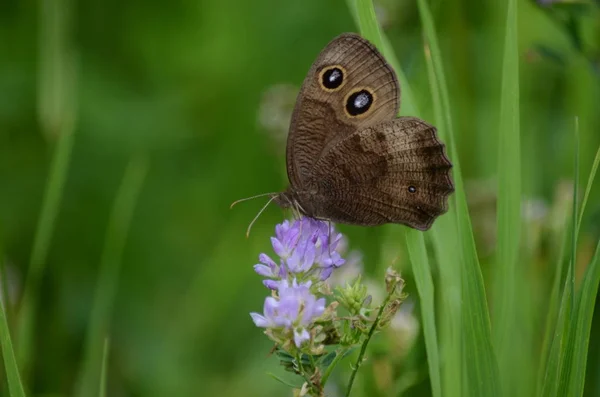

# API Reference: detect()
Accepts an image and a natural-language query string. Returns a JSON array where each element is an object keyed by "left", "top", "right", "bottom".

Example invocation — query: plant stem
[
  {"left": 345, "top": 285, "right": 396, "bottom": 397},
  {"left": 296, "top": 353, "right": 316, "bottom": 396}
]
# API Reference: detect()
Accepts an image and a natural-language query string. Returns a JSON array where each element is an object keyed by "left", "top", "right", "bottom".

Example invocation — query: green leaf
[
  {"left": 74, "top": 156, "right": 148, "bottom": 397},
  {"left": 266, "top": 372, "right": 303, "bottom": 389},
  {"left": 563, "top": 141, "right": 600, "bottom": 396},
  {"left": 16, "top": 0, "right": 78, "bottom": 372},
  {"left": 99, "top": 337, "right": 110, "bottom": 397},
  {"left": 567, "top": 241, "right": 600, "bottom": 396},
  {"left": 536, "top": 223, "right": 571, "bottom": 395},
  {"left": 492, "top": 1, "right": 534, "bottom": 396},
  {"left": 416, "top": 0, "right": 501, "bottom": 396},
  {"left": 275, "top": 350, "right": 295, "bottom": 363},
  {"left": 540, "top": 267, "right": 574, "bottom": 397},
  {"left": 349, "top": 2, "right": 441, "bottom": 396},
  {"left": 0, "top": 274, "right": 27, "bottom": 397},
  {"left": 319, "top": 351, "right": 337, "bottom": 368},
  {"left": 555, "top": 119, "right": 581, "bottom": 396},
  {"left": 577, "top": 143, "right": 600, "bottom": 229},
  {"left": 405, "top": 230, "right": 441, "bottom": 397}
]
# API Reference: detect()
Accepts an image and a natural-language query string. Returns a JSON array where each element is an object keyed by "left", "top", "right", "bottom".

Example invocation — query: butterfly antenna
[
  {"left": 230, "top": 192, "right": 279, "bottom": 209},
  {"left": 327, "top": 220, "right": 332, "bottom": 257},
  {"left": 246, "top": 196, "right": 278, "bottom": 238}
]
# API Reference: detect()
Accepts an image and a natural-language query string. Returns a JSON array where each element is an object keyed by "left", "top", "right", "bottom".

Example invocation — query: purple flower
[
  {"left": 250, "top": 217, "right": 352, "bottom": 348},
  {"left": 250, "top": 280, "right": 326, "bottom": 347},
  {"left": 253, "top": 217, "right": 346, "bottom": 285}
]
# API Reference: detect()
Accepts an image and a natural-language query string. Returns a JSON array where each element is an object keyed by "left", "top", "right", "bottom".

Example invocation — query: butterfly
[{"left": 235, "top": 33, "right": 454, "bottom": 234}]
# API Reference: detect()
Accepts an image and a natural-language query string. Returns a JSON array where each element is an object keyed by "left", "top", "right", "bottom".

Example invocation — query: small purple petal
[
  {"left": 258, "top": 253, "right": 278, "bottom": 270},
  {"left": 278, "top": 264, "right": 287, "bottom": 278},
  {"left": 315, "top": 297, "right": 326, "bottom": 313},
  {"left": 301, "top": 244, "right": 316, "bottom": 272},
  {"left": 264, "top": 297, "right": 278, "bottom": 318},
  {"left": 271, "top": 237, "right": 286, "bottom": 257},
  {"left": 286, "top": 252, "right": 301, "bottom": 272},
  {"left": 250, "top": 313, "right": 270, "bottom": 327},
  {"left": 294, "top": 328, "right": 310, "bottom": 347},
  {"left": 263, "top": 279, "right": 279, "bottom": 290},
  {"left": 319, "top": 267, "right": 334, "bottom": 281},
  {"left": 254, "top": 264, "right": 274, "bottom": 277}
]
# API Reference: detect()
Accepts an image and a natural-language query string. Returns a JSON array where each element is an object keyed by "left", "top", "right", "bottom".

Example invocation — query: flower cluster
[
  {"left": 250, "top": 217, "right": 346, "bottom": 349},
  {"left": 249, "top": 217, "right": 408, "bottom": 397}
]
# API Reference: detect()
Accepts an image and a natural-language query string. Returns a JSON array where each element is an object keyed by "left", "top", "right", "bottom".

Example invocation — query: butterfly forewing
[{"left": 286, "top": 33, "right": 400, "bottom": 190}]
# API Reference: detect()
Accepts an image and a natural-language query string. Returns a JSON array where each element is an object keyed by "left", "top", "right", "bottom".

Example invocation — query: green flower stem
[
  {"left": 345, "top": 285, "right": 396, "bottom": 397},
  {"left": 296, "top": 352, "right": 317, "bottom": 395}
]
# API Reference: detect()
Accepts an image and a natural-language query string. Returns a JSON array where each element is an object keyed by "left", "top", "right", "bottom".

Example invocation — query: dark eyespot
[
  {"left": 346, "top": 89, "right": 373, "bottom": 116},
  {"left": 321, "top": 67, "right": 344, "bottom": 90},
  {"left": 408, "top": 186, "right": 417, "bottom": 193}
]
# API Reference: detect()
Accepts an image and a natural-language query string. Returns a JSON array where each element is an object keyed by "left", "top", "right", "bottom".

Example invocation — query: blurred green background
[{"left": 1, "top": 0, "right": 600, "bottom": 396}]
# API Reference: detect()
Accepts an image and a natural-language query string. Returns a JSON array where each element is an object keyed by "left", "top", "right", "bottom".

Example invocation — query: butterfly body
[{"left": 276, "top": 33, "right": 454, "bottom": 231}]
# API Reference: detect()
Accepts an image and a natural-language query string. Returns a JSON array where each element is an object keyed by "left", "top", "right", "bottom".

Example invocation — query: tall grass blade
[
  {"left": 405, "top": 231, "right": 442, "bottom": 397},
  {"left": 540, "top": 266, "right": 574, "bottom": 397},
  {"left": 417, "top": 0, "right": 500, "bottom": 396},
  {"left": 555, "top": 118, "right": 581, "bottom": 396},
  {"left": 17, "top": 0, "right": 78, "bottom": 373},
  {"left": 99, "top": 337, "right": 110, "bottom": 397},
  {"left": 570, "top": 118, "right": 580, "bottom": 296},
  {"left": 74, "top": 156, "right": 148, "bottom": 397},
  {"left": 577, "top": 143, "right": 600, "bottom": 230},
  {"left": 492, "top": 0, "right": 531, "bottom": 395},
  {"left": 543, "top": 121, "right": 584, "bottom": 397},
  {"left": 567, "top": 240, "right": 600, "bottom": 396},
  {"left": 0, "top": 267, "right": 26, "bottom": 397},
  {"left": 353, "top": 0, "right": 384, "bottom": 51},
  {"left": 563, "top": 141, "right": 600, "bottom": 396},
  {"left": 536, "top": 224, "right": 570, "bottom": 395},
  {"left": 423, "top": 43, "right": 463, "bottom": 397},
  {"left": 351, "top": 2, "right": 442, "bottom": 395}
]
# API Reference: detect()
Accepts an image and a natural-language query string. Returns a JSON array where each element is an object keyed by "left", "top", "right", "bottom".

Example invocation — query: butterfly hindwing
[{"left": 306, "top": 117, "right": 454, "bottom": 230}]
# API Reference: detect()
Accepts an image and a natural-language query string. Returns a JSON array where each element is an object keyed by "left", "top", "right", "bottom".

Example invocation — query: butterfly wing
[
  {"left": 307, "top": 117, "right": 454, "bottom": 230},
  {"left": 286, "top": 33, "right": 400, "bottom": 191}
]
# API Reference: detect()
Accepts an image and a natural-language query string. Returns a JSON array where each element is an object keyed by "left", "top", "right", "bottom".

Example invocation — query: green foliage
[
  {"left": 0, "top": 0, "right": 599, "bottom": 395},
  {"left": 0, "top": 273, "right": 26, "bottom": 397}
]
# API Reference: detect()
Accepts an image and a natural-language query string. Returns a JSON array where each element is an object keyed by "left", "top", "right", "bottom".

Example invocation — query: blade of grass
[
  {"left": 543, "top": 121, "right": 583, "bottom": 397},
  {"left": 0, "top": 267, "right": 26, "bottom": 397},
  {"left": 577, "top": 143, "right": 600, "bottom": 230},
  {"left": 556, "top": 118, "right": 581, "bottom": 396},
  {"left": 540, "top": 266, "right": 574, "bottom": 397},
  {"left": 536, "top": 223, "right": 570, "bottom": 395},
  {"left": 563, "top": 141, "right": 600, "bottom": 396},
  {"left": 74, "top": 156, "right": 148, "bottom": 397},
  {"left": 492, "top": 0, "right": 530, "bottom": 395},
  {"left": 567, "top": 240, "right": 600, "bottom": 396},
  {"left": 570, "top": 118, "right": 580, "bottom": 295},
  {"left": 0, "top": 257, "right": 10, "bottom": 327},
  {"left": 420, "top": 51, "right": 462, "bottom": 397},
  {"left": 493, "top": 0, "right": 521, "bottom": 336},
  {"left": 417, "top": 0, "right": 501, "bottom": 396},
  {"left": 353, "top": 0, "right": 384, "bottom": 51},
  {"left": 99, "top": 337, "right": 110, "bottom": 397},
  {"left": 405, "top": 231, "right": 442, "bottom": 397},
  {"left": 350, "top": 2, "right": 442, "bottom": 396},
  {"left": 17, "top": 0, "right": 77, "bottom": 373}
]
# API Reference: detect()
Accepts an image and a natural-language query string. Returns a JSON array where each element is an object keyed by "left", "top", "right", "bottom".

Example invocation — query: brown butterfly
[{"left": 235, "top": 33, "right": 454, "bottom": 233}]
